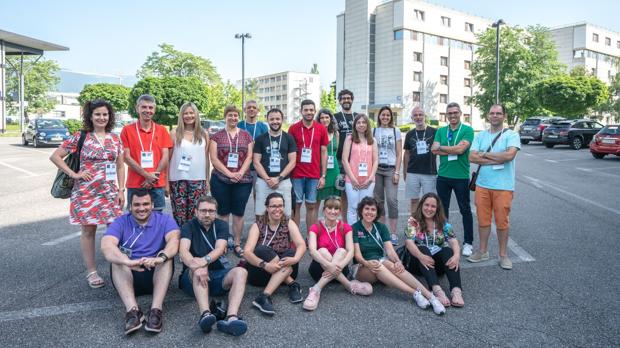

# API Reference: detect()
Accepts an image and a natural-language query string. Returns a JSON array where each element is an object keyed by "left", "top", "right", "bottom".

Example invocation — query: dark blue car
[{"left": 22, "top": 118, "right": 71, "bottom": 148}]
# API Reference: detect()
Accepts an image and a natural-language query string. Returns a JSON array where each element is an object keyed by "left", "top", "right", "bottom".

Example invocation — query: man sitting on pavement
[
  {"left": 178, "top": 196, "right": 249, "bottom": 336},
  {"left": 101, "top": 189, "right": 180, "bottom": 335}
]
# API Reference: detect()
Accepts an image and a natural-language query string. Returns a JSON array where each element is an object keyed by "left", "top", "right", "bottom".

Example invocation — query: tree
[
  {"left": 136, "top": 43, "right": 221, "bottom": 85},
  {"left": 244, "top": 78, "right": 259, "bottom": 100},
  {"left": 203, "top": 82, "right": 242, "bottom": 119},
  {"left": 535, "top": 74, "right": 609, "bottom": 118},
  {"left": 471, "top": 25, "right": 564, "bottom": 123},
  {"left": 310, "top": 63, "right": 319, "bottom": 74},
  {"left": 128, "top": 76, "right": 209, "bottom": 127},
  {"left": 6, "top": 57, "right": 60, "bottom": 115},
  {"left": 595, "top": 71, "right": 620, "bottom": 122},
  {"left": 320, "top": 82, "right": 337, "bottom": 112},
  {"left": 78, "top": 83, "right": 131, "bottom": 112}
]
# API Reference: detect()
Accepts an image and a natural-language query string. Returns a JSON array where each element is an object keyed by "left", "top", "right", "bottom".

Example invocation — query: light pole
[
  {"left": 491, "top": 19, "right": 504, "bottom": 104},
  {"left": 234, "top": 33, "right": 251, "bottom": 115}
]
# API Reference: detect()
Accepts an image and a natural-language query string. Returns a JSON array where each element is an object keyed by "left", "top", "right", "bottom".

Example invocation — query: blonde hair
[{"left": 175, "top": 102, "right": 205, "bottom": 146}]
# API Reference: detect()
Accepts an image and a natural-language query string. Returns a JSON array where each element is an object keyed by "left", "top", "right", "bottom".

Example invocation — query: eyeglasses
[
  {"left": 489, "top": 112, "right": 504, "bottom": 116},
  {"left": 197, "top": 209, "right": 217, "bottom": 215},
  {"left": 412, "top": 113, "right": 424, "bottom": 116}
]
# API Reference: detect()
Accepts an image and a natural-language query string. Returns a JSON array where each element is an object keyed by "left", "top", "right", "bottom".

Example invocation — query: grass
[{"left": 0, "top": 123, "right": 21, "bottom": 137}]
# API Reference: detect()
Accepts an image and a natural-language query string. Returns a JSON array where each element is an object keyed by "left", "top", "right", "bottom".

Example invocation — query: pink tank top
[{"left": 346, "top": 139, "right": 373, "bottom": 183}]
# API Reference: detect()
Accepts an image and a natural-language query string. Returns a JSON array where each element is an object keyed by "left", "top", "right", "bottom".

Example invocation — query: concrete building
[
  {"left": 253, "top": 71, "right": 321, "bottom": 124},
  {"left": 337, "top": 0, "right": 493, "bottom": 129}
]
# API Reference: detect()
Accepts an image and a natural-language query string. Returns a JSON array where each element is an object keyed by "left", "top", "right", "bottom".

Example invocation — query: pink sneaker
[
  {"left": 350, "top": 280, "right": 373, "bottom": 296},
  {"left": 302, "top": 287, "right": 320, "bottom": 311}
]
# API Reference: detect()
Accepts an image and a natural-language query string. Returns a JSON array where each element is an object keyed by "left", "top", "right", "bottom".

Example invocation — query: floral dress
[{"left": 61, "top": 132, "right": 124, "bottom": 225}]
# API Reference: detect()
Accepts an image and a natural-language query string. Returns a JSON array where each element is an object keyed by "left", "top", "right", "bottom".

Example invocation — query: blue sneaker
[
  {"left": 198, "top": 311, "right": 217, "bottom": 333},
  {"left": 391, "top": 234, "right": 399, "bottom": 246},
  {"left": 217, "top": 316, "right": 248, "bottom": 336}
]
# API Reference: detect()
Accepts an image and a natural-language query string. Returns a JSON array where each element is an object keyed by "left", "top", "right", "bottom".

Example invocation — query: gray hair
[{"left": 137, "top": 94, "right": 156, "bottom": 106}]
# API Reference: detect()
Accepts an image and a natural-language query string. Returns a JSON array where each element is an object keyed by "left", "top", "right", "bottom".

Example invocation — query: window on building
[
  {"left": 414, "top": 52, "right": 423, "bottom": 62},
  {"left": 413, "top": 71, "right": 422, "bottom": 81},
  {"left": 412, "top": 92, "right": 421, "bottom": 101},
  {"left": 282, "top": 84, "right": 287, "bottom": 90},
  {"left": 465, "top": 22, "right": 474, "bottom": 32},
  {"left": 464, "top": 78, "right": 471, "bottom": 87},
  {"left": 440, "top": 56, "right": 448, "bottom": 66},
  {"left": 574, "top": 49, "right": 585, "bottom": 58},
  {"left": 592, "top": 68, "right": 597, "bottom": 75},
  {"left": 276, "top": 76, "right": 281, "bottom": 82},
  {"left": 309, "top": 77, "right": 313, "bottom": 83},
  {"left": 440, "top": 75, "right": 448, "bottom": 85},
  {"left": 439, "top": 112, "right": 447, "bottom": 121},
  {"left": 441, "top": 16, "right": 451, "bottom": 27},
  {"left": 411, "top": 31, "right": 419, "bottom": 41},
  {"left": 606, "top": 37, "right": 611, "bottom": 46},
  {"left": 414, "top": 9, "right": 425, "bottom": 21},
  {"left": 394, "top": 30, "right": 403, "bottom": 40},
  {"left": 617, "top": 41, "right": 620, "bottom": 49},
  {"left": 440, "top": 94, "right": 448, "bottom": 103},
  {"left": 464, "top": 96, "right": 471, "bottom": 105},
  {"left": 464, "top": 114, "right": 471, "bottom": 123},
  {"left": 464, "top": 60, "right": 471, "bottom": 70},
  {"left": 438, "top": 37, "right": 446, "bottom": 46},
  {"left": 270, "top": 77, "right": 276, "bottom": 82},
  {"left": 593, "top": 33, "right": 599, "bottom": 42}
]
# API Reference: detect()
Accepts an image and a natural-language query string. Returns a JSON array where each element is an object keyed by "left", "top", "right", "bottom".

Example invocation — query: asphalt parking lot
[{"left": 0, "top": 137, "right": 618, "bottom": 347}]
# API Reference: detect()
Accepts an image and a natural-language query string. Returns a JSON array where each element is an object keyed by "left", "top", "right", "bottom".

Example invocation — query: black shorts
[
  {"left": 247, "top": 245, "right": 298, "bottom": 287},
  {"left": 308, "top": 259, "right": 350, "bottom": 282},
  {"left": 110, "top": 261, "right": 175, "bottom": 296}
]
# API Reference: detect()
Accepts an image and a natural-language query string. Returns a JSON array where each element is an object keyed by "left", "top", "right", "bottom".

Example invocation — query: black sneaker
[
  {"left": 288, "top": 282, "right": 303, "bottom": 303},
  {"left": 252, "top": 293, "right": 275, "bottom": 315}
]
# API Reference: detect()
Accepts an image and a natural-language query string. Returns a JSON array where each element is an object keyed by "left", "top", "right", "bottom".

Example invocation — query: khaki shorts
[
  {"left": 474, "top": 187, "right": 514, "bottom": 230},
  {"left": 255, "top": 177, "right": 292, "bottom": 216}
]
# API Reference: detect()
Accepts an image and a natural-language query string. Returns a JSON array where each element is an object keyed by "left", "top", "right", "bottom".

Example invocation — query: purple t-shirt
[{"left": 105, "top": 212, "right": 179, "bottom": 259}]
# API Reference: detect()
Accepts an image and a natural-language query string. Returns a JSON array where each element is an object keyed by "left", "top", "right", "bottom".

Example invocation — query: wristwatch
[
  {"left": 157, "top": 252, "right": 169, "bottom": 262},
  {"left": 204, "top": 255, "right": 212, "bottom": 265},
  {"left": 278, "top": 175, "right": 285, "bottom": 182},
  {"left": 259, "top": 261, "right": 266, "bottom": 269}
]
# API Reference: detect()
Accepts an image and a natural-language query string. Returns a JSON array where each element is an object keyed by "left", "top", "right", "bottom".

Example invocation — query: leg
[
  {"left": 410, "top": 246, "right": 440, "bottom": 290},
  {"left": 384, "top": 169, "right": 399, "bottom": 233},
  {"left": 494, "top": 190, "right": 514, "bottom": 258},
  {"left": 80, "top": 225, "right": 98, "bottom": 274},
  {"left": 291, "top": 179, "right": 304, "bottom": 227},
  {"left": 340, "top": 190, "right": 348, "bottom": 224},
  {"left": 374, "top": 170, "right": 387, "bottom": 223},
  {"left": 475, "top": 187, "right": 493, "bottom": 253},
  {"left": 345, "top": 183, "right": 359, "bottom": 225},
  {"left": 435, "top": 176, "right": 452, "bottom": 219},
  {"left": 304, "top": 179, "right": 320, "bottom": 232},
  {"left": 232, "top": 215, "right": 244, "bottom": 246},
  {"left": 110, "top": 263, "right": 138, "bottom": 311},
  {"left": 189, "top": 269, "right": 210, "bottom": 313},
  {"left": 381, "top": 260, "right": 432, "bottom": 299},
  {"left": 222, "top": 267, "right": 248, "bottom": 318},
  {"left": 327, "top": 248, "right": 352, "bottom": 290},
  {"left": 231, "top": 182, "right": 253, "bottom": 246},
  {"left": 305, "top": 202, "right": 318, "bottom": 233},
  {"left": 436, "top": 247, "right": 462, "bottom": 291},
  {"left": 151, "top": 260, "right": 174, "bottom": 310},
  {"left": 453, "top": 179, "right": 474, "bottom": 245},
  {"left": 410, "top": 199, "right": 419, "bottom": 216}
]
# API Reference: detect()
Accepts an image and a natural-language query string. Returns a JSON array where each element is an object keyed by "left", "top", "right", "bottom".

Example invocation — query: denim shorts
[
  {"left": 292, "top": 178, "right": 319, "bottom": 204},
  {"left": 127, "top": 187, "right": 166, "bottom": 211},
  {"left": 179, "top": 267, "right": 231, "bottom": 297}
]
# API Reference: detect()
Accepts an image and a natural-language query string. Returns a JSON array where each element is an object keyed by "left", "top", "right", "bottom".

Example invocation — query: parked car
[
  {"left": 201, "top": 119, "right": 226, "bottom": 137},
  {"left": 590, "top": 125, "right": 620, "bottom": 159},
  {"left": 519, "top": 116, "right": 565, "bottom": 144},
  {"left": 542, "top": 119, "right": 604, "bottom": 150},
  {"left": 22, "top": 118, "right": 71, "bottom": 148}
]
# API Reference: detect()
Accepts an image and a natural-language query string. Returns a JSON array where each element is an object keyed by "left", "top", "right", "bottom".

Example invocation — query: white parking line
[
  {"left": 576, "top": 167, "right": 620, "bottom": 179},
  {"left": 544, "top": 159, "right": 558, "bottom": 163},
  {"left": 42, "top": 229, "right": 104, "bottom": 246},
  {"left": 0, "top": 160, "right": 37, "bottom": 177}
]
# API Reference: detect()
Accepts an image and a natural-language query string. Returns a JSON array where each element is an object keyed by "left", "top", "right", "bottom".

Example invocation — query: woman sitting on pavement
[
  {"left": 352, "top": 196, "right": 446, "bottom": 315},
  {"left": 404, "top": 192, "right": 464, "bottom": 307},
  {"left": 244, "top": 192, "right": 307, "bottom": 315},
  {"left": 303, "top": 196, "right": 372, "bottom": 311}
]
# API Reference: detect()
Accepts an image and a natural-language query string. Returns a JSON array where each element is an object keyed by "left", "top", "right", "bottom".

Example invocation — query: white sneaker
[
  {"left": 412, "top": 290, "right": 430, "bottom": 309},
  {"left": 462, "top": 243, "right": 473, "bottom": 257},
  {"left": 429, "top": 295, "right": 446, "bottom": 315}
]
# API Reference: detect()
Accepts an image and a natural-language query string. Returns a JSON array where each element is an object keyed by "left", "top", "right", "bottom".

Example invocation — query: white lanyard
[
  {"left": 357, "top": 140, "right": 369, "bottom": 163},
  {"left": 448, "top": 124, "right": 462, "bottom": 147},
  {"left": 135, "top": 122, "right": 154, "bottom": 152},
  {"left": 122, "top": 226, "right": 144, "bottom": 249},
  {"left": 269, "top": 132, "right": 283, "bottom": 156},
  {"left": 321, "top": 220, "right": 340, "bottom": 249},
  {"left": 329, "top": 134, "right": 334, "bottom": 154},
  {"left": 301, "top": 125, "right": 315, "bottom": 148},
  {"left": 415, "top": 128, "right": 427, "bottom": 142},
  {"left": 199, "top": 223, "right": 217, "bottom": 251},
  {"left": 366, "top": 223, "right": 385, "bottom": 252},
  {"left": 424, "top": 223, "right": 437, "bottom": 247},
  {"left": 262, "top": 223, "right": 280, "bottom": 247},
  {"left": 227, "top": 129, "right": 240, "bottom": 153},
  {"left": 244, "top": 121, "right": 258, "bottom": 139}
]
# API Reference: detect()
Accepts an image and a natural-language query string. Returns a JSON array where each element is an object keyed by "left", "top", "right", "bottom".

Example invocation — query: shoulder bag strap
[{"left": 473, "top": 129, "right": 505, "bottom": 175}]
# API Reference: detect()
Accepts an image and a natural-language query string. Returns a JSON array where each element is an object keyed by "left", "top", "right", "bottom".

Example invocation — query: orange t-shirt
[{"left": 120, "top": 121, "right": 173, "bottom": 188}]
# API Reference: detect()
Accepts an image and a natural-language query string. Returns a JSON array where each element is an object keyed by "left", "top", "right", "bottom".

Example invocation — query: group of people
[{"left": 49, "top": 90, "right": 520, "bottom": 336}]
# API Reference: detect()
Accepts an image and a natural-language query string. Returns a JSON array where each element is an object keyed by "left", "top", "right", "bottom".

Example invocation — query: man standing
[
  {"left": 288, "top": 99, "right": 328, "bottom": 231},
  {"left": 101, "top": 189, "right": 180, "bottom": 335},
  {"left": 333, "top": 89, "right": 356, "bottom": 222},
  {"left": 178, "top": 196, "right": 249, "bottom": 335},
  {"left": 238, "top": 100, "right": 268, "bottom": 185},
  {"left": 403, "top": 106, "right": 437, "bottom": 214},
  {"left": 467, "top": 104, "right": 520, "bottom": 270},
  {"left": 431, "top": 102, "right": 475, "bottom": 257},
  {"left": 253, "top": 108, "right": 297, "bottom": 220},
  {"left": 121, "top": 94, "right": 173, "bottom": 210}
]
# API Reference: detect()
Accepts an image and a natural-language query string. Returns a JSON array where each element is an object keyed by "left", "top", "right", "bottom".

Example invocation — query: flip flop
[
  {"left": 233, "top": 244, "right": 244, "bottom": 258},
  {"left": 86, "top": 271, "right": 105, "bottom": 289},
  {"left": 451, "top": 288, "right": 465, "bottom": 308},
  {"left": 433, "top": 288, "right": 451, "bottom": 307}
]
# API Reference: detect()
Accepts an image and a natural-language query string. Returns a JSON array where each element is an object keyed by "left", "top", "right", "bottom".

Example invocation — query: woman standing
[
  {"left": 373, "top": 106, "right": 402, "bottom": 242},
  {"left": 50, "top": 99, "right": 125, "bottom": 288},
  {"left": 167, "top": 102, "right": 210, "bottom": 228},
  {"left": 342, "top": 114, "right": 378, "bottom": 225},
  {"left": 315, "top": 109, "right": 340, "bottom": 203},
  {"left": 352, "top": 197, "right": 446, "bottom": 315},
  {"left": 303, "top": 196, "right": 372, "bottom": 311},
  {"left": 405, "top": 192, "right": 464, "bottom": 307},
  {"left": 209, "top": 105, "right": 254, "bottom": 257}
]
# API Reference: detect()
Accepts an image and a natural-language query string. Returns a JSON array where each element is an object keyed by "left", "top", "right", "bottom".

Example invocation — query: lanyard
[
  {"left": 262, "top": 223, "right": 280, "bottom": 246},
  {"left": 244, "top": 121, "right": 258, "bottom": 139},
  {"left": 199, "top": 223, "right": 218, "bottom": 251},
  {"left": 329, "top": 133, "right": 334, "bottom": 154},
  {"left": 92, "top": 132, "right": 112, "bottom": 159},
  {"left": 122, "top": 226, "right": 144, "bottom": 249},
  {"left": 424, "top": 223, "right": 437, "bottom": 247},
  {"left": 269, "top": 132, "right": 283, "bottom": 157},
  {"left": 227, "top": 129, "right": 240, "bottom": 153},
  {"left": 301, "top": 125, "right": 315, "bottom": 148},
  {"left": 365, "top": 223, "right": 385, "bottom": 253},
  {"left": 135, "top": 122, "right": 155, "bottom": 152},
  {"left": 321, "top": 220, "right": 340, "bottom": 249},
  {"left": 415, "top": 127, "right": 427, "bottom": 142},
  {"left": 448, "top": 124, "right": 462, "bottom": 147},
  {"left": 357, "top": 139, "right": 369, "bottom": 163}
]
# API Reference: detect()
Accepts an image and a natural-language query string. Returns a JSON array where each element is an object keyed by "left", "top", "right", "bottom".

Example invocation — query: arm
[
  {"left": 208, "top": 139, "right": 232, "bottom": 178},
  {"left": 283, "top": 220, "right": 307, "bottom": 265},
  {"left": 238, "top": 141, "right": 254, "bottom": 176},
  {"left": 402, "top": 150, "right": 409, "bottom": 181},
  {"left": 49, "top": 146, "right": 92, "bottom": 180},
  {"left": 483, "top": 147, "right": 518, "bottom": 164},
  {"left": 445, "top": 237, "right": 461, "bottom": 271},
  {"left": 155, "top": 147, "right": 169, "bottom": 175},
  {"left": 204, "top": 131, "right": 211, "bottom": 189},
  {"left": 405, "top": 239, "right": 434, "bottom": 270},
  {"left": 317, "top": 145, "right": 327, "bottom": 189},
  {"left": 394, "top": 138, "right": 402, "bottom": 183},
  {"left": 243, "top": 224, "right": 266, "bottom": 268},
  {"left": 115, "top": 150, "right": 126, "bottom": 208},
  {"left": 436, "top": 140, "right": 471, "bottom": 155},
  {"left": 307, "top": 232, "right": 332, "bottom": 268},
  {"left": 280, "top": 152, "right": 297, "bottom": 178},
  {"left": 469, "top": 150, "right": 500, "bottom": 165},
  {"left": 340, "top": 231, "right": 355, "bottom": 268},
  {"left": 431, "top": 141, "right": 449, "bottom": 156},
  {"left": 369, "top": 142, "right": 379, "bottom": 180},
  {"left": 341, "top": 136, "right": 355, "bottom": 182},
  {"left": 123, "top": 148, "right": 157, "bottom": 182},
  {"left": 101, "top": 235, "right": 143, "bottom": 270},
  {"left": 253, "top": 152, "right": 269, "bottom": 180}
]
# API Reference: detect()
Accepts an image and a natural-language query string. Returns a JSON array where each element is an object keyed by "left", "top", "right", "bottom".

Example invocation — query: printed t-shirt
[
  {"left": 405, "top": 221, "right": 455, "bottom": 248},
  {"left": 253, "top": 131, "right": 297, "bottom": 178},
  {"left": 121, "top": 121, "right": 173, "bottom": 188},
  {"left": 403, "top": 127, "right": 437, "bottom": 175},
  {"left": 334, "top": 112, "right": 355, "bottom": 161},
  {"left": 373, "top": 127, "right": 401, "bottom": 166}
]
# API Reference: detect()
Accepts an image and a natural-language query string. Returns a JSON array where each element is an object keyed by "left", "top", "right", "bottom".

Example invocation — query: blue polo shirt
[{"left": 105, "top": 212, "right": 179, "bottom": 259}]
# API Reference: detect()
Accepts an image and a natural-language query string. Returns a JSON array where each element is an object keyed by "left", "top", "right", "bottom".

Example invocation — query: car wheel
[
  {"left": 33, "top": 137, "right": 39, "bottom": 148},
  {"left": 592, "top": 152, "right": 605, "bottom": 159},
  {"left": 22, "top": 135, "right": 29, "bottom": 146},
  {"left": 520, "top": 139, "right": 530, "bottom": 145},
  {"left": 570, "top": 137, "right": 583, "bottom": 150},
  {"left": 544, "top": 142, "right": 554, "bottom": 148}
]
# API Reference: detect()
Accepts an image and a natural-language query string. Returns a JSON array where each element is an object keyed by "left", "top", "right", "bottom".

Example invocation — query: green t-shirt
[
  {"left": 352, "top": 221, "right": 390, "bottom": 261},
  {"left": 435, "top": 123, "right": 474, "bottom": 179}
]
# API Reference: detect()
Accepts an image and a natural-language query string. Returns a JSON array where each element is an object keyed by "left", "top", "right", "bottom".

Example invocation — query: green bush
[
  {"left": 399, "top": 124, "right": 412, "bottom": 132},
  {"left": 63, "top": 119, "right": 82, "bottom": 134}
]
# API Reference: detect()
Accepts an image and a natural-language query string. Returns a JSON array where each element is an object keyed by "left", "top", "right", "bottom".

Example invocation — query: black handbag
[
  {"left": 51, "top": 131, "right": 86, "bottom": 199},
  {"left": 395, "top": 244, "right": 411, "bottom": 270}
]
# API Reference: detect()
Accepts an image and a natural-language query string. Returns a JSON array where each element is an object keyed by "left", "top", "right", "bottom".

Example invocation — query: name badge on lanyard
[
  {"left": 358, "top": 162, "right": 368, "bottom": 177},
  {"left": 105, "top": 163, "right": 117, "bottom": 181},
  {"left": 141, "top": 151, "right": 154, "bottom": 168},
  {"left": 269, "top": 156, "right": 281, "bottom": 172},
  {"left": 178, "top": 154, "right": 192, "bottom": 172},
  {"left": 301, "top": 148, "right": 312, "bottom": 163},
  {"left": 327, "top": 155, "right": 335, "bottom": 169},
  {"left": 447, "top": 154, "right": 458, "bottom": 161},
  {"left": 416, "top": 141, "right": 428, "bottom": 155},
  {"left": 227, "top": 153, "right": 239, "bottom": 169},
  {"left": 492, "top": 164, "right": 505, "bottom": 170}
]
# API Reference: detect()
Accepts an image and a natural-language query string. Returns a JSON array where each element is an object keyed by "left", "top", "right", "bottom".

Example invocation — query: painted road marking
[
  {"left": 42, "top": 229, "right": 104, "bottom": 246},
  {"left": 544, "top": 159, "right": 558, "bottom": 163},
  {"left": 0, "top": 160, "right": 37, "bottom": 177}
]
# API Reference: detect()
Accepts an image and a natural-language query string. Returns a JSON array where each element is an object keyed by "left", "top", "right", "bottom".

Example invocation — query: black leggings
[
  {"left": 247, "top": 245, "right": 299, "bottom": 287},
  {"left": 407, "top": 245, "right": 461, "bottom": 291},
  {"left": 308, "top": 260, "right": 350, "bottom": 283}
]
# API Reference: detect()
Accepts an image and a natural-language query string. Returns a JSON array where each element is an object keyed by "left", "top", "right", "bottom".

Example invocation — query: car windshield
[
  {"left": 599, "top": 126, "right": 620, "bottom": 135},
  {"left": 36, "top": 119, "right": 65, "bottom": 129},
  {"left": 523, "top": 119, "right": 541, "bottom": 125}
]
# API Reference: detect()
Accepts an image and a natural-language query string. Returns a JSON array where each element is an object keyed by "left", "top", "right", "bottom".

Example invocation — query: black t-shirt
[
  {"left": 403, "top": 127, "right": 437, "bottom": 175},
  {"left": 253, "top": 131, "right": 297, "bottom": 178},
  {"left": 334, "top": 111, "right": 356, "bottom": 161},
  {"left": 180, "top": 218, "right": 230, "bottom": 271}
]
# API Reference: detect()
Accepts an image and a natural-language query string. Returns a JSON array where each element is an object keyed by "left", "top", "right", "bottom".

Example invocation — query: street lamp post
[
  {"left": 491, "top": 19, "right": 504, "bottom": 104},
  {"left": 234, "top": 33, "right": 251, "bottom": 114}
]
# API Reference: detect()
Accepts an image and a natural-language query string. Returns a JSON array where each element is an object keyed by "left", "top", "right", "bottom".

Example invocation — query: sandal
[
  {"left": 86, "top": 271, "right": 105, "bottom": 289},
  {"left": 233, "top": 244, "right": 244, "bottom": 258},
  {"left": 451, "top": 288, "right": 465, "bottom": 308},
  {"left": 433, "top": 287, "right": 451, "bottom": 307}
]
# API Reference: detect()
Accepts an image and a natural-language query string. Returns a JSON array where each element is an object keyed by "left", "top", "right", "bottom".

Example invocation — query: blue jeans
[
  {"left": 436, "top": 176, "right": 474, "bottom": 245},
  {"left": 179, "top": 267, "right": 231, "bottom": 297},
  {"left": 127, "top": 187, "right": 166, "bottom": 211},
  {"left": 292, "top": 178, "right": 319, "bottom": 204}
]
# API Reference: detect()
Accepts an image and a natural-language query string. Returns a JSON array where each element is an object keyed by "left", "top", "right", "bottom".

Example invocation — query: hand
[
  {"left": 194, "top": 267, "right": 210, "bottom": 288},
  {"left": 164, "top": 185, "right": 170, "bottom": 198},
  {"left": 72, "top": 170, "right": 94, "bottom": 181},
  {"left": 351, "top": 177, "right": 361, "bottom": 190},
  {"left": 418, "top": 254, "right": 435, "bottom": 270},
  {"left": 445, "top": 255, "right": 460, "bottom": 272},
  {"left": 392, "top": 173, "right": 400, "bottom": 184},
  {"left": 408, "top": 217, "right": 419, "bottom": 228},
  {"left": 278, "top": 257, "right": 297, "bottom": 268},
  {"left": 317, "top": 177, "right": 325, "bottom": 189},
  {"left": 144, "top": 172, "right": 158, "bottom": 184},
  {"left": 142, "top": 256, "right": 164, "bottom": 270},
  {"left": 141, "top": 181, "right": 153, "bottom": 189},
  {"left": 431, "top": 143, "right": 440, "bottom": 151},
  {"left": 125, "top": 258, "right": 144, "bottom": 272},
  {"left": 230, "top": 172, "right": 242, "bottom": 183},
  {"left": 325, "top": 263, "right": 342, "bottom": 277},
  {"left": 392, "top": 260, "right": 405, "bottom": 274},
  {"left": 366, "top": 260, "right": 382, "bottom": 274},
  {"left": 187, "top": 257, "right": 207, "bottom": 270},
  {"left": 205, "top": 180, "right": 210, "bottom": 192},
  {"left": 115, "top": 191, "right": 125, "bottom": 208},
  {"left": 266, "top": 177, "right": 278, "bottom": 189},
  {"left": 263, "top": 262, "right": 281, "bottom": 274}
]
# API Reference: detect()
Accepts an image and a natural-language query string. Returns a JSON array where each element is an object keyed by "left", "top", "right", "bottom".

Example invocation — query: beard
[
  {"left": 269, "top": 123, "right": 282, "bottom": 132},
  {"left": 340, "top": 102, "right": 352, "bottom": 111}
]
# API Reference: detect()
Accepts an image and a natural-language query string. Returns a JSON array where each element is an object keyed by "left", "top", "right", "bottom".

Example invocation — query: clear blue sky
[{"left": 1, "top": 0, "right": 618, "bottom": 89}]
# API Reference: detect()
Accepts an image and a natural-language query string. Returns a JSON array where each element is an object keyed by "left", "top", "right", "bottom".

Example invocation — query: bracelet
[{"left": 393, "top": 172, "right": 399, "bottom": 176}]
